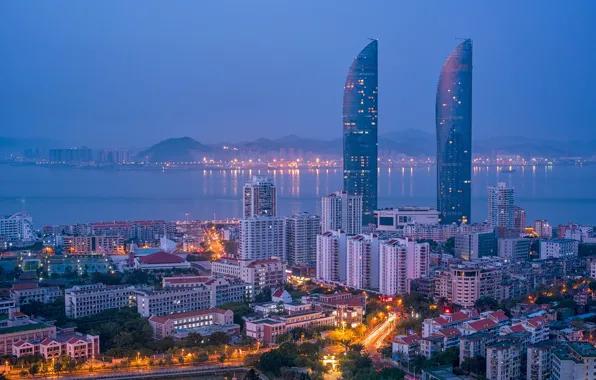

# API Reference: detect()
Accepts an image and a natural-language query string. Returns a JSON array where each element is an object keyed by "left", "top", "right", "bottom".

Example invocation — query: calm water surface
[{"left": 1, "top": 164, "right": 595, "bottom": 226}]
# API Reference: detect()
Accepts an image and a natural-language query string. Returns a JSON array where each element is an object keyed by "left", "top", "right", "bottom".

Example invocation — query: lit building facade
[
  {"left": 487, "top": 182, "right": 515, "bottom": 229},
  {"left": 436, "top": 39, "right": 473, "bottom": 225},
  {"left": 321, "top": 191, "right": 362, "bottom": 235},
  {"left": 346, "top": 233, "right": 379, "bottom": 290},
  {"left": 243, "top": 176, "right": 277, "bottom": 218},
  {"left": 379, "top": 238, "right": 430, "bottom": 296},
  {"left": 342, "top": 40, "right": 378, "bottom": 225},
  {"left": 0, "top": 212, "right": 34, "bottom": 242},
  {"left": 285, "top": 212, "right": 320, "bottom": 265},
  {"left": 316, "top": 230, "right": 346, "bottom": 283},
  {"left": 239, "top": 216, "right": 286, "bottom": 261}
]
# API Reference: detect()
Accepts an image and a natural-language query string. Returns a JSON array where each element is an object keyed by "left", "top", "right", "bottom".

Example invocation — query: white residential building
[
  {"left": 451, "top": 266, "right": 501, "bottom": 307},
  {"left": 346, "top": 233, "right": 379, "bottom": 290},
  {"left": 379, "top": 238, "right": 430, "bottom": 296},
  {"left": 539, "top": 239, "right": 578, "bottom": 260},
  {"left": 527, "top": 341, "right": 557, "bottom": 380},
  {"left": 243, "top": 176, "right": 277, "bottom": 218},
  {"left": 321, "top": 191, "right": 362, "bottom": 235},
  {"left": 285, "top": 212, "right": 320, "bottom": 265},
  {"left": 487, "top": 182, "right": 515, "bottom": 229},
  {"left": 10, "top": 283, "right": 61, "bottom": 306},
  {"left": 486, "top": 340, "right": 522, "bottom": 380},
  {"left": 212, "top": 257, "right": 287, "bottom": 292},
  {"left": 316, "top": 230, "right": 346, "bottom": 282},
  {"left": 0, "top": 212, "right": 34, "bottom": 242},
  {"left": 374, "top": 206, "right": 439, "bottom": 232},
  {"left": 498, "top": 238, "right": 530, "bottom": 262},
  {"left": 65, "top": 283, "right": 139, "bottom": 318},
  {"left": 552, "top": 342, "right": 596, "bottom": 380},
  {"left": 239, "top": 216, "right": 286, "bottom": 261}
]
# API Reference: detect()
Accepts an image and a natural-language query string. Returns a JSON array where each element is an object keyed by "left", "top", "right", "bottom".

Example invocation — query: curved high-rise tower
[
  {"left": 436, "top": 39, "right": 473, "bottom": 225},
  {"left": 343, "top": 40, "right": 378, "bottom": 226}
]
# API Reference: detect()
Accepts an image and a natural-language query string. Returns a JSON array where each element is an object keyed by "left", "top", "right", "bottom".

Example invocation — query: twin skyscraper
[{"left": 342, "top": 39, "right": 473, "bottom": 225}]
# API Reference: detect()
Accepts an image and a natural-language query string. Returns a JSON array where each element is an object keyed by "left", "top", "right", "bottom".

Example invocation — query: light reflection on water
[{"left": 0, "top": 164, "right": 594, "bottom": 226}]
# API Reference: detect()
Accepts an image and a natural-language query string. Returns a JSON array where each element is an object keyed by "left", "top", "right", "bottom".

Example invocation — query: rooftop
[
  {"left": 149, "top": 308, "right": 229, "bottom": 324},
  {"left": 138, "top": 251, "right": 185, "bottom": 265},
  {"left": 0, "top": 323, "right": 52, "bottom": 335},
  {"left": 569, "top": 341, "right": 596, "bottom": 358}
]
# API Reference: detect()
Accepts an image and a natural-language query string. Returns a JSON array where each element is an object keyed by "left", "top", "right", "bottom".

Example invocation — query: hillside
[{"left": 136, "top": 137, "right": 211, "bottom": 162}]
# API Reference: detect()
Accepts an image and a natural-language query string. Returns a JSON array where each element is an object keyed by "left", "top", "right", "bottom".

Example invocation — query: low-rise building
[
  {"left": 65, "top": 283, "right": 140, "bottom": 318},
  {"left": 246, "top": 311, "right": 335, "bottom": 344},
  {"left": 63, "top": 235, "right": 124, "bottom": 255},
  {"left": 132, "top": 251, "right": 191, "bottom": 270},
  {"left": 539, "top": 239, "right": 578, "bottom": 260},
  {"left": 0, "top": 313, "right": 56, "bottom": 356},
  {"left": 148, "top": 308, "right": 239, "bottom": 339},
  {"left": 392, "top": 334, "right": 420, "bottom": 363},
  {"left": 136, "top": 286, "right": 212, "bottom": 318},
  {"left": 552, "top": 342, "right": 596, "bottom": 380},
  {"left": 13, "top": 327, "right": 99, "bottom": 361},
  {"left": 211, "top": 257, "right": 286, "bottom": 292},
  {"left": 311, "top": 292, "right": 366, "bottom": 327},
  {"left": 10, "top": 283, "right": 61, "bottom": 305}
]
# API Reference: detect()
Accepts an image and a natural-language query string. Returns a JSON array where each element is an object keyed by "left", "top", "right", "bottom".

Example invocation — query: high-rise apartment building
[
  {"left": 321, "top": 191, "right": 362, "bottom": 235},
  {"left": 243, "top": 176, "right": 277, "bottom": 218},
  {"left": 487, "top": 182, "right": 515, "bottom": 229},
  {"left": 239, "top": 216, "right": 286, "bottom": 261},
  {"left": 0, "top": 212, "right": 34, "bottom": 242},
  {"left": 346, "top": 234, "right": 379, "bottom": 290},
  {"left": 379, "top": 238, "right": 430, "bottom": 296},
  {"left": 552, "top": 342, "right": 596, "bottom": 380},
  {"left": 285, "top": 212, "right": 320, "bottom": 265},
  {"left": 342, "top": 40, "right": 378, "bottom": 225},
  {"left": 436, "top": 39, "right": 473, "bottom": 225},
  {"left": 316, "top": 230, "right": 347, "bottom": 282},
  {"left": 513, "top": 206, "right": 526, "bottom": 231}
]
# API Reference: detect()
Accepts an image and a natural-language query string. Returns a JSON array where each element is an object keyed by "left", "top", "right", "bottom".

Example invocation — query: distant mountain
[
  {"left": 136, "top": 137, "right": 212, "bottom": 162},
  {"left": 138, "top": 130, "right": 596, "bottom": 162}
]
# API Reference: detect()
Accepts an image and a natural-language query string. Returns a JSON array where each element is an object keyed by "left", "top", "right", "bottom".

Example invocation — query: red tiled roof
[
  {"left": 450, "top": 311, "right": 472, "bottom": 323},
  {"left": 467, "top": 319, "right": 498, "bottom": 331},
  {"left": 488, "top": 311, "right": 509, "bottom": 322},
  {"left": 394, "top": 334, "right": 420, "bottom": 345},
  {"left": 163, "top": 277, "right": 209, "bottom": 284},
  {"left": 13, "top": 341, "right": 28, "bottom": 348},
  {"left": 149, "top": 308, "right": 229, "bottom": 325},
  {"left": 67, "top": 337, "right": 84, "bottom": 344},
  {"left": 324, "top": 297, "right": 365, "bottom": 307},
  {"left": 439, "top": 327, "right": 461, "bottom": 338},
  {"left": 138, "top": 251, "right": 185, "bottom": 265},
  {"left": 433, "top": 317, "right": 449, "bottom": 326},
  {"left": 41, "top": 338, "right": 58, "bottom": 346},
  {"left": 272, "top": 289, "right": 284, "bottom": 297},
  {"left": 509, "top": 324, "right": 526, "bottom": 333},
  {"left": 12, "top": 283, "right": 38, "bottom": 291},
  {"left": 526, "top": 316, "right": 547, "bottom": 328},
  {"left": 12, "top": 312, "right": 27, "bottom": 318}
]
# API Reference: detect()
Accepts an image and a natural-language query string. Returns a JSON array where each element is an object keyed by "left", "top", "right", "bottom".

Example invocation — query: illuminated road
[{"left": 361, "top": 312, "right": 397, "bottom": 353}]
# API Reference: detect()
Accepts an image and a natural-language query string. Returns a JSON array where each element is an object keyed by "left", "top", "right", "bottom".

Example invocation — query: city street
[{"left": 361, "top": 312, "right": 397, "bottom": 353}]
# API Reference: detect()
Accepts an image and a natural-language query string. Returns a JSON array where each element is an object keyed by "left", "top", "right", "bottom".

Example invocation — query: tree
[
  {"left": 182, "top": 332, "right": 203, "bottom": 348},
  {"left": 329, "top": 329, "right": 356, "bottom": 352},
  {"left": 474, "top": 297, "right": 499, "bottom": 312},
  {"left": 28, "top": 364, "right": 39, "bottom": 376},
  {"left": 443, "top": 237, "right": 455, "bottom": 254},
  {"left": 53, "top": 362, "right": 63, "bottom": 373},
  {"left": 192, "top": 352, "right": 209, "bottom": 364},
  {"left": 461, "top": 356, "right": 487, "bottom": 376},
  {"left": 208, "top": 331, "right": 230, "bottom": 346},
  {"left": 219, "top": 302, "right": 253, "bottom": 328},
  {"left": 177, "top": 355, "right": 185, "bottom": 364},
  {"left": 244, "top": 368, "right": 261, "bottom": 380},
  {"left": 254, "top": 288, "right": 272, "bottom": 302},
  {"left": 298, "top": 342, "right": 320, "bottom": 359},
  {"left": 218, "top": 353, "right": 226, "bottom": 363}
]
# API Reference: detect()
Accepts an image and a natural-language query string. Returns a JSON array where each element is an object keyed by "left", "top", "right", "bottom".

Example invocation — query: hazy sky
[{"left": 1, "top": 1, "right": 594, "bottom": 147}]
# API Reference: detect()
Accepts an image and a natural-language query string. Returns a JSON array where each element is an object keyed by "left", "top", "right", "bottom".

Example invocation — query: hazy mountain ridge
[{"left": 136, "top": 130, "right": 595, "bottom": 162}]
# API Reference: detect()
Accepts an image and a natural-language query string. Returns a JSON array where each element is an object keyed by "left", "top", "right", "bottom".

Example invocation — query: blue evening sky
[{"left": 0, "top": 1, "right": 594, "bottom": 147}]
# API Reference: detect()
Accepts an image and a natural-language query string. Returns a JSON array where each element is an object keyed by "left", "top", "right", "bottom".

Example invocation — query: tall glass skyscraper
[
  {"left": 436, "top": 39, "right": 473, "bottom": 225},
  {"left": 342, "top": 40, "right": 378, "bottom": 225}
]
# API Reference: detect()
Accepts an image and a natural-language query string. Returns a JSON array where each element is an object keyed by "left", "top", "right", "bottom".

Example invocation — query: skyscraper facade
[
  {"left": 487, "top": 182, "right": 515, "bottom": 229},
  {"left": 285, "top": 212, "right": 320, "bottom": 265},
  {"left": 243, "top": 176, "right": 277, "bottom": 218},
  {"left": 342, "top": 40, "right": 378, "bottom": 226},
  {"left": 436, "top": 39, "right": 473, "bottom": 225}
]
